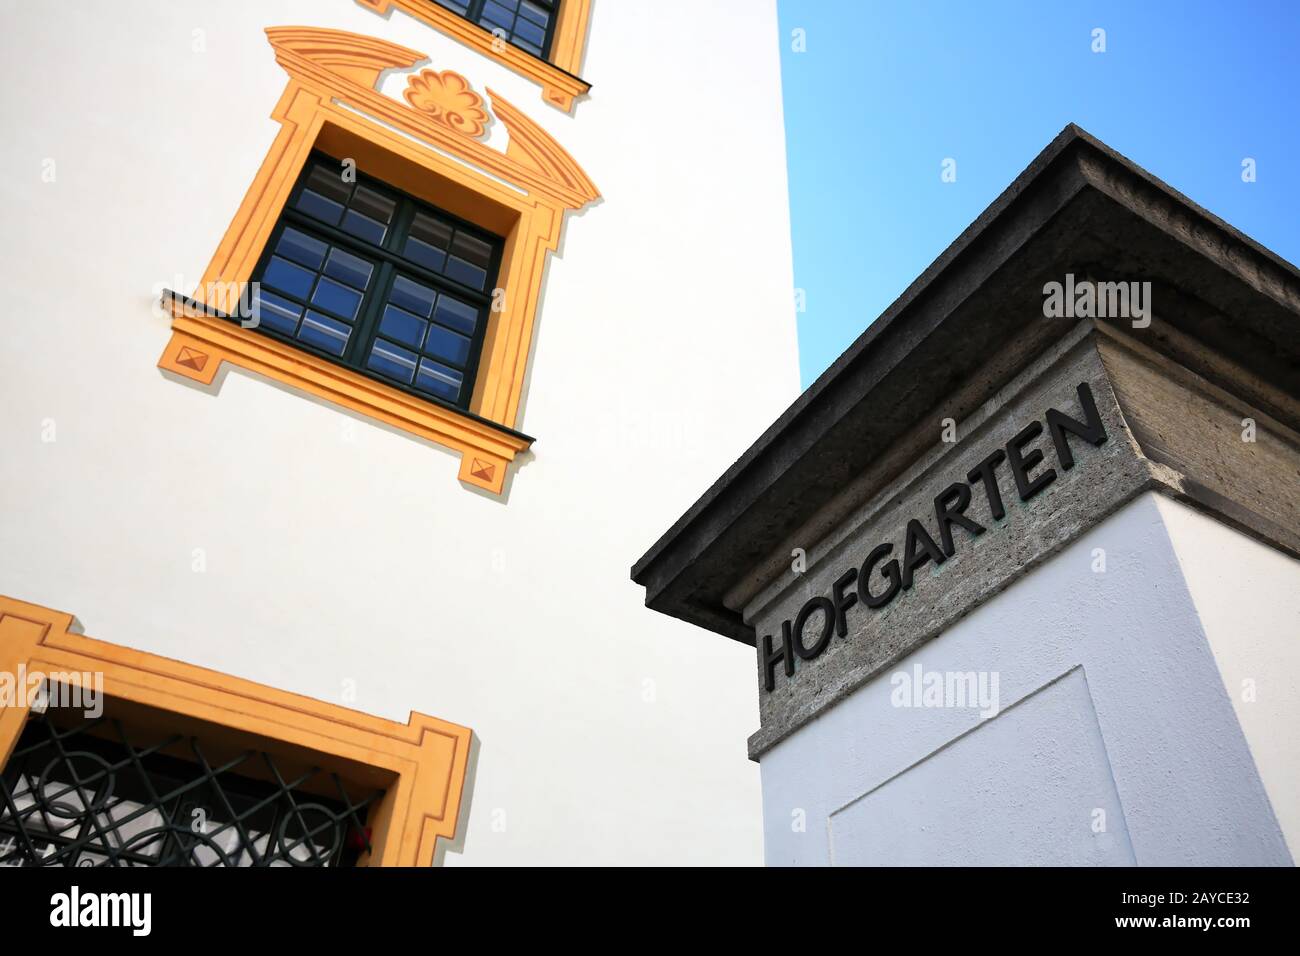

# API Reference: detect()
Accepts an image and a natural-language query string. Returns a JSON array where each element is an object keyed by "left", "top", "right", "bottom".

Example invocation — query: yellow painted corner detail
[
  {"left": 0, "top": 595, "right": 473, "bottom": 866},
  {"left": 355, "top": 0, "right": 593, "bottom": 112},
  {"left": 157, "top": 26, "right": 599, "bottom": 497}
]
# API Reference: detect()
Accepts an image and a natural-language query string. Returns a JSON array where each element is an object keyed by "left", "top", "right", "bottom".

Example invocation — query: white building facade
[
  {"left": 0, "top": 0, "right": 799, "bottom": 866},
  {"left": 759, "top": 491, "right": 1300, "bottom": 866}
]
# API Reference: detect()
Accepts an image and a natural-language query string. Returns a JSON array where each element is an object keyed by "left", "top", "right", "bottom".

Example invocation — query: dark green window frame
[
  {"left": 244, "top": 152, "right": 505, "bottom": 412},
  {"left": 432, "top": 0, "right": 560, "bottom": 61}
]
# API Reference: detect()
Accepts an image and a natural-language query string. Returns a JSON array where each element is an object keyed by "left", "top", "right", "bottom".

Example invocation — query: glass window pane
[
  {"left": 432, "top": 293, "right": 479, "bottom": 336},
  {"left": 311, "top": 277, "right": 364, "bottom": 321},
  {"left": 408, "top": 211, "right": 453, "bottom": 251},
  {"left": 451, "top": 232, "right": 493, "bottom": 268},
  {"left": 445, "top": 257, "right": 487, "bottom": 290},
  {"left": 303, "top": 164, "right": 352, "bottom": 203},
  {"left": 367, "top": 339, "right": 419, "bottom": 384},
  {"left": 298, "top": 311, "right": 351, "bottom": 356},
  {"left": 513, "top": 18, "right": 545, "bottom": 47},
  {"left": 262, "top": 256, "right": 316, "bottom": 299},
  {"left": 323, "top": 247, "right": 374, "bottom": 291},
  {"left": 350, "top": 185, "right": 396, "bottom": 224},
  {"left": 415, "top": 359, "right": 463, "bottom": 403},
  {"left": 276, "top": 228, "right": 328, "bottom": 270},
  {"left": 295, "top": 190, "right": 345, "bottom": 227},
  {"left": 251, "top": 289, "right": 302, "bottom": 335},
  {"left": 423, "top": 323, "right": 472, "bottom": 367},
  {"left": 379, "top": 305, "right": 428, "bottom": 350},
  {"left": 520, "top": 0, "right": 549, "bottom": 26},
  {"left": 479, "top": 2, "right": 516, "bottom": 32},
  {"left": 389, "top": 275, "right": 437, "bottom": 318},
  {"left": 341, "top": 210, "right": 388, "bottom": 245},
  {"left": 446, "top": 232, "right": 493, "bottom": 289},
  {"left": 405, "top": 212, "right": 452, "bottom": 271},
  {"left": 404, "top": 237, "right": 448, "bottom": 273}
]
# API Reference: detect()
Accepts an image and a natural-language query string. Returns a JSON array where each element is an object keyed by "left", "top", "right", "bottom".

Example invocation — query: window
[
  {"left": 432, "top": 0, "right": 559, "bottom": 59},
  {"left": 159, "top": 27, "right": 599, "bottom": 495},
  {"left": 0, "top": 595, "right": 473, "bottom": 866},
  {"left": 1, "top": 709, "right": 381, "bottom": 867},
  {"left": 356, "top": 1, "right": 593, "bottom": 111},
  {"left": 247, "top": 154, "right": 503, "bottom": 411}
]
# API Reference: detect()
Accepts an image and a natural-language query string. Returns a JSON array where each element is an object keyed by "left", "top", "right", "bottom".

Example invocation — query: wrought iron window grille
[{"left": 0, "top": 709, "right": 383, "bottom": 868}]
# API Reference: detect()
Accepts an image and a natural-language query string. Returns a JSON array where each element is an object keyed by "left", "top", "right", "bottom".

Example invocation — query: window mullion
[
  {"left": 246, "top": 154, "right": 505, "bottom": 412},
  {"left": 385, "top": 196, "right": 416, "bottom": 254},
  {"left": 346, "top": 261, "right": 396, "bottom": 369}
]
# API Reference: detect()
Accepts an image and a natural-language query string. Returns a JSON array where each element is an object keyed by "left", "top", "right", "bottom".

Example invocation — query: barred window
[
  {"left": 247, "top": 153, "right": 503, "bottom": 410},
  {"left": 433, "top": 0, "right": 559, "bottom": 59},
  {"left": 0, "top": 708, "right": 382, "bottom": 868}
]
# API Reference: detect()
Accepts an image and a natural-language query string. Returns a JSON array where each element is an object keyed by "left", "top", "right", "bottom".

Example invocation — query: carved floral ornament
[
  {"left": 262, "top": 27, "right": 599, "bottom": 208},
  {"left": 403, "top": 68, "right": 490, "bottom": 138},
  {"left": 354, "top": 0, "right": 593, "bottom": 111}
]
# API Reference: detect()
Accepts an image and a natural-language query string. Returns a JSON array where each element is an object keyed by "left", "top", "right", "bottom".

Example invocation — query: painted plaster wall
[
  {"left": 0, "top": 0, "right": 798, "bottom": 865},
  {"left": 1157, "top": 496, "right": 1300, "bottom": 860},
  {"left": 759, "top": 492, "right": 1293, "bottom": 866}
]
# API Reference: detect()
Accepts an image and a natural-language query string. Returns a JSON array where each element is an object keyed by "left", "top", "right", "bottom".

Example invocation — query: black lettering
[
  {"left": 831, "top": 567, "right": 859, "bottom": 637},
  {"left": 793, "top": 596, "right": 835, "bottom": 660},
  {"left": 1046, "top": 381, "right": 1108, "bottom": 470},
  {"left": 933, "top": 481, "right": 986, "bottom": 557},
  {"left": 967, "top": 449, "right": 1007, "bottom": 521},
  {"left": 761, "top": 621, "right": 794, "bottom": 691},
  {"left": 901, "top": 518, "right": 946, "bottom": 589},
  {"left": 1006, "top": 420, "right": 1056, "bottom": 501},
  {"left": 860, "top": 543, "right": 902, "bottom": 609}
]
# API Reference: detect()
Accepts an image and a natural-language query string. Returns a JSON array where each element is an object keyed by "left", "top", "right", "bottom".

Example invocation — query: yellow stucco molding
[
  {"left": 158, "top": 26, "right": 599, "bottom": 496},
  {"left": 355, "top": 0, "right": 593, "bottom": 112},
  {"left": 0, "top": 594, "right": 473, "bottom": 866}
]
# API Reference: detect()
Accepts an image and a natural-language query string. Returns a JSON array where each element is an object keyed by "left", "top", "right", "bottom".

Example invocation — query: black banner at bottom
[{"left": 1, "top": 865, "right": 1292, "bottom": 941}]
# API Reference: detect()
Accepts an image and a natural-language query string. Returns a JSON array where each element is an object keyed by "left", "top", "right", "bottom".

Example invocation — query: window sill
[
  {"left": 356, "top": 0, "right": 593, "bottom": 112},
  {"left": 159, "top": 291, "right": 532, "bottom": 496}
]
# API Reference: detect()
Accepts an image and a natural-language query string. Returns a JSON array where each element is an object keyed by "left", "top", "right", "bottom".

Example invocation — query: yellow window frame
[
  {"left": 0, "top": 594, "right": 472, "bottom": 867},
  {"left": 158, "top": 26, "right": 599, "bottom": 496},
  {"left": 356, "top": 0, "right": 594, "bottom": 111}
]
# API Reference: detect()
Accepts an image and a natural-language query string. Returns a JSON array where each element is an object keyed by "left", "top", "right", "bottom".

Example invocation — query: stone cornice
[{"left": 631, "top": 124, "right": 1300, "bottom": 646}]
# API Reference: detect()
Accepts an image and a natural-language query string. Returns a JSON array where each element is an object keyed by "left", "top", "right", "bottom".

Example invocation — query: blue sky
[{"left": 777, "top": 0, "right": 1300, "bottom": 386}]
